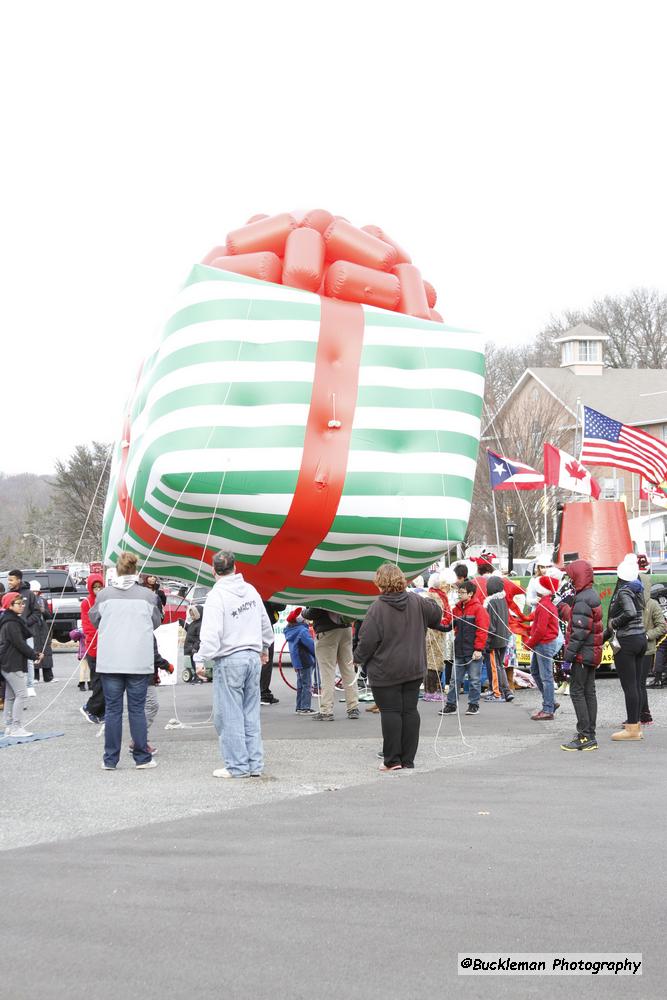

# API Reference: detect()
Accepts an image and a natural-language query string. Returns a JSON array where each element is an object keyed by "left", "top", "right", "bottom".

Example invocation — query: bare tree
[{"left": 467, "top": 394, "right": 570, "bottom": 559}]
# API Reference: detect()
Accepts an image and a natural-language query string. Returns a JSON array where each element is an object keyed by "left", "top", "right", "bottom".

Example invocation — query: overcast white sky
[{"left": 2, "top": 0, "right": 666, "bottom": 475}]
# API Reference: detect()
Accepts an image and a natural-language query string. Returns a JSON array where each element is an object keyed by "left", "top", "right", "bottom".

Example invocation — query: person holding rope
[
  {"left": 79, "top": 573, "right": 105, "bottom": 724},
  {"left": 194, "top": 550, "right": 274, "bottom": 778},
  {"left": 88, "top": 553, "right": 162, "bottom": 770},
  {"left": 439, "top": 579, "right": 490, "bottom": 717},
  {"left": 6, "top": 570, "right": 40, "bottom": 697},
  {"left": 0, "top": 592, "right": 44, "bottom": 737}
]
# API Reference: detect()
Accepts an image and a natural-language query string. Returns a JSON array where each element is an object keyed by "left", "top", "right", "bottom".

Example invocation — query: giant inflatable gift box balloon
[{"left": 102, "top": 210, "right": 485, "bottom": 615}]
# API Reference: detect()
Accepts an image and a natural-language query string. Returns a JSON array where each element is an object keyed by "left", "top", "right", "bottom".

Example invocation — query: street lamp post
[
  {"left": 23, "top": 533, "right": 46, "bottom": 569},
  {"left": 506, "top": 518, "right": 517, "bottom": 575}
]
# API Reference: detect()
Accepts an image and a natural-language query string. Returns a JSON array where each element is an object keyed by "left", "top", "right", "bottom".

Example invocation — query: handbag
[{"left": 610, "top": 631, "right": 621, "bottom": 653}]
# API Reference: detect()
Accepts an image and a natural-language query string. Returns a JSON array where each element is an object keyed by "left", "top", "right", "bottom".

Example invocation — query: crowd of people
[{"left": 1, "top": 549, "right": 666, "bottom": 772}]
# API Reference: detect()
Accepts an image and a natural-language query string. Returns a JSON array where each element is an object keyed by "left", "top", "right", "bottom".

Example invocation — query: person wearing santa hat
[
  {"left": 524, "top": 575, "right": 563, "bottom": 720},
  {"left": 283, "top": 607, "right": 317, "bottom": 714}
]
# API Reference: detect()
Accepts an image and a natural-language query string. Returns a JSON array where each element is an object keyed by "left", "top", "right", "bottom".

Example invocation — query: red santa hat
[
  {"left": 536, "top": 575, "right": 559, "bottom": 596},
  {"left": 286, "top": 606, "right": 303, "bottom": 623}
]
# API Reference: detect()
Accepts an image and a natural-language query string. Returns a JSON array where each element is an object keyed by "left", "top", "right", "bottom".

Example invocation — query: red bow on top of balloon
[{"left": 202, "top": 209, "right": 443, "bottom": 322}]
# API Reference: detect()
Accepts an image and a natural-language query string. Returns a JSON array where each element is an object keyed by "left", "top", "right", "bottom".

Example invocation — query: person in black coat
[
  {"left": 354, "top": 563, "right": 441, "bottom": 770},
  {"left": 604, "top": 556, "right": 647, "bottom": 742},
  {"left": 0, "top": 592, "right": 44, "bottom": 737}
]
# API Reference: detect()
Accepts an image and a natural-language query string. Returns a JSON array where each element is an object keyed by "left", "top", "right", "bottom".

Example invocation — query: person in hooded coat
[
  {"left": 483, "top": 575, "right": 513, "bottom": 703},
  {"left": 560, "top": 559, "right": 602, "bottom": 752},
  {"left": 604, "top": 556, "right": 647, "bottom": 742},
  {"left": 29, "top": 579, "right": 54, "bottom": 682},
  {"left": 283, "top": 607, "right": 317, "bottom": 713},
  {"left": 354, "top": 562, "right": 441, "bottom": 770},
  {"left": 80, "top": 573, "right": 105, "bottom": 723}
]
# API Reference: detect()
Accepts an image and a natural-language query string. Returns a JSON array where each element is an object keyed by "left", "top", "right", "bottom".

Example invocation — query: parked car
[
  {"left": 0, "top": 568, "right": 83, "bottom": 643},
  {"left": 162, "top": 584, "right": 211, "bottom": 626}
]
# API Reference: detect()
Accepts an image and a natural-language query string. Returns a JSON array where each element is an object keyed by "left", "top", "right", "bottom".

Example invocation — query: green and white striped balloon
[{"left": 102, "top": 264, "right": 485, "bottom": 614}]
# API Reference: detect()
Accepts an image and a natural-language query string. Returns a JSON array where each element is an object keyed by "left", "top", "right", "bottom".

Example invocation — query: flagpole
[
  {"left": 543, "top": 484, "right": 548, "bottom": 548},
  {"left": 491, "top": 488, "right": 502, "bottom": 558},
  {"left": 647, "top": 490, "right": 653, "bottom": 572}
]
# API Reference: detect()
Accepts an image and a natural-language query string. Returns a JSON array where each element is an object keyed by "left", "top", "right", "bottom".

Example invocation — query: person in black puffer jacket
[
  {"left": 560, "top": 559, "right": 602, "bottom": 752},
  {"left": 604, "top": 555, "right": 646, "bottom": 742}
]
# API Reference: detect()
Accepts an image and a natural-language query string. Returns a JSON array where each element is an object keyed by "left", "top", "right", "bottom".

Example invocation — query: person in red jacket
[
  {"left": 439, "top": 580, "right": 490, "bottom": 717},
  {"left": 524, "top": 575, "right": 563, "bottom": 720},
  {"left": 79, "top": 573, "right": 105, "bottom": 724}
]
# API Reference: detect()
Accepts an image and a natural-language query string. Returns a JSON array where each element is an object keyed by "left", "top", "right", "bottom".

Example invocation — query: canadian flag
[{"left": 543, "top": 443, "right": 601, "bottom": 498}]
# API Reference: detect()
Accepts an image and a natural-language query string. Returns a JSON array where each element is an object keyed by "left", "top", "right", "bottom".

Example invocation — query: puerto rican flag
[
  {"left": 543, "top": 443, "right": 601, "bottom": 498},
  {"left": 487, "top": 449, "right": 545, "bottom": 491}
]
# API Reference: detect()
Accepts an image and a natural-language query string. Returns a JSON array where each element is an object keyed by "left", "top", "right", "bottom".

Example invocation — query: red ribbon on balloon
[{"left": 202, "top": 210, "right": 443, "bottom": 322}]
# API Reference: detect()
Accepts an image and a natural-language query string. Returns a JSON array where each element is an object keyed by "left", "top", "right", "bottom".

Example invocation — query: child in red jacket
[{"left": 524, "top": 575, "right": 562, "bottom": 720}]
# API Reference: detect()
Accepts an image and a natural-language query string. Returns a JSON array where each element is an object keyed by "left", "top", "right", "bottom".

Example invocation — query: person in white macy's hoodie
[{"left": 194, "top": 550, "right": 275, "bottom": 778}]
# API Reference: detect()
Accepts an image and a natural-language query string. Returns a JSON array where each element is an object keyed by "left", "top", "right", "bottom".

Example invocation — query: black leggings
[
  {"left": 371, "top": 677, "right": 421, "bottom": 767},
  {"left": 614, "top": 635, "right": 647, "bottom": 724}
]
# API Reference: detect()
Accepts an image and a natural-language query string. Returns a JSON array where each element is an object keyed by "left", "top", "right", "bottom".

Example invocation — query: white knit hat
[
  {"left": 617, "top": 558, "right": 639, "bottom": 582},
  {"left": 440, "top": 567, "right": 458, "bottom": 586},
  {"left": 428, "top": 573, "right": 440, "bottom": 589},
  {"left": 29, "top": 579, "right": 41, "bottom": 592}
]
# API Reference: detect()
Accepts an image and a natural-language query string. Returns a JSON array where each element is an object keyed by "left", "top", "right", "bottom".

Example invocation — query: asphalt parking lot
[{"left": 2, "top": 648, "right": 665, "bottom": 999}]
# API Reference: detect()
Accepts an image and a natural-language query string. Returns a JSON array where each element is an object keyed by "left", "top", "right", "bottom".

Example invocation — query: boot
[
  {"left": 77, "top": 682, "right": 86, "bottom": 692},
  {"left": 611, "top": 723, "right": 643, "bottom": 741}
]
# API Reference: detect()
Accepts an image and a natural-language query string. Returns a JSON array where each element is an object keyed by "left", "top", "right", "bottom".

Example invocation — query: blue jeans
[
  {"left": 296, "top": 665, "right": 312, "bottom": 710},
  {"left": 212, "top": 650, "right": 263, "bottom": 776},
  {"left": 100, "top": 673, "right": 151, "bottom": 767},
  {"left": 447, "top": 655, "right": 482, "bottom": 706},
  {"left": 530, "top": 638, "right": 561, "bottom": 714}
]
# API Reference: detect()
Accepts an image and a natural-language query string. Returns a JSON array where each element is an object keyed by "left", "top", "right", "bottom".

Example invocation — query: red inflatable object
[
  {"left": 556, "top": 500, "right": 633, "bottom": 571},
  {"left": 392, "top": 263, "right": 430, "bottom": 319},
  {"left": 209, "top": 251, "right": 282, "bottom": 284},
  {"left": 282, "top": 227, "right": 325, "bottom": 292},
  {"left": 323, "top": 218, "right": 397, "bottom": 271},
  {"left": 361, "top": 225, "right": 412, "bottom": 264},
  {"left": 325, "top": 261, "right": 400, "bottom": 310},
  {"left": 201, "top": 245, "right": 228, "bottom": 265},
  {"left": 299, "top": 208, "right": 334, "bottom": 233},
  {"left": 227, "top": 213, "right": 297, "bottom": 256},
  {"left": 203, "top": 209, "right": 443, "bottom": 320},
  {"left": 423, "top": 280, "right": 437, "bottom": 308}
]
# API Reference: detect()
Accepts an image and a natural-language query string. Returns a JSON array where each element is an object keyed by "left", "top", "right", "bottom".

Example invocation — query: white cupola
[{"left": 554, "top": 323, "right": 609, "bottom": 376}]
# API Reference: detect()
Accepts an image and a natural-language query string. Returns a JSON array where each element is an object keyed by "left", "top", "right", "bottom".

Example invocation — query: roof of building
[
  {"left": 490, "top": 366, "right": 667, "bottom": 430},
  {"left": 553, "top": 322, "right": 610, "bottom": 344}
]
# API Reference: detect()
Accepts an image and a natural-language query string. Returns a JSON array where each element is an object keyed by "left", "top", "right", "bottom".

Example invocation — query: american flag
[{"left": 580, "top": 406, "right": 667, "bottom": 488}]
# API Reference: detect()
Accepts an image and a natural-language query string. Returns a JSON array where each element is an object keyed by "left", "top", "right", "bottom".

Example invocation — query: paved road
[{"left": 2, "top": 650, "right": 664, "bottom": 998}]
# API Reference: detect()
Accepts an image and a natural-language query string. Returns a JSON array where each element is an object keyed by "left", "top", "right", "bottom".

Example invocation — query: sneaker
[
  {"left": 9, "top": 726, "right": 33, "bottom": 738},
  {"left": 135, "top": 760, "right": 158, "bottom": 769},
  {"left": 296, "top": 708, "right": 316, "bottom": 715},
  {"left": 80, "top": 705, "right": 101, "bottom": 725},
  {"left": 212, "top": 767, "right": 249, "bottom": 778},
  {"left": 77, "top": 682, "right": 86, "bottom": 692},
  {"left": 379, "top": 763, "right": 402, "bottom": 772},
  {"left": 438, "top": 704, "right": 457, "bottom": 715},
  {"left": 376, "top": 750, "right": 384, "bottom": 758},
  {"left": 312, "top": 712, "right": 334, "bottom": 721},
  {"left": 26, "top": 688, "right": 37, "bottom": 698},
  {"left": 101, "top": 762, "right": 116, "bottom": 770},
  {"left": 347, "top": 708, "right": 360, "bottom": 719},
  {"left": 465, "top": 704, "right": 479, "bottom": 715},
  {"left": 553, "top": 701, "right": 560, "bottom": 711},
  {"left": 561, "top": 735, "right": 596, "bottom": 752},
  {"left": 483, "top": 694, "right": 503, "bottom": 702},
  {"left": 531, "top": 710, "right": 554, "bottom": 720},
  {"left": 260, "top": 694, "right": 279, "bottom": 705},
  {"left": 128, "top": 743, "right": 157, "bottom": 754},
  {"left": 504, "top": 693, "right": 515, "bottom": 702}
]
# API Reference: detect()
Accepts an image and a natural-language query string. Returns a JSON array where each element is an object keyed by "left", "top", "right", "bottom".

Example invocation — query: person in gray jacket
[{"left": 89, "top": 552, "right": 162, "bottom": 770}]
